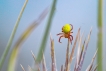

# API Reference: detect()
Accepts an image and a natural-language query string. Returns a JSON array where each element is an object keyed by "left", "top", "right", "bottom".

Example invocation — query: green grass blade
[
  {"left": 0, "top": 0, "right": 28, "bottom": 70},
  {"left": 36, "top": 0, "right": 57, "bottom": 63},
  {"left": 97, "top": 0, "right": 103, "bottom": 71},
  {"left": 7, "top": 47, "right": 19, "bottom": 71}
]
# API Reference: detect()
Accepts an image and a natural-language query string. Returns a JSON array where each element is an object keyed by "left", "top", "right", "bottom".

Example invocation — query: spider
[{"left": 57, "top": 24, "right": 73, "bottom": 44}]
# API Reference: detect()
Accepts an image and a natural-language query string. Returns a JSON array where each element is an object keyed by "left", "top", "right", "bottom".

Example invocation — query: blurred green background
[{"left": 0, "top": 0, "right": 106, "bottom": 71}]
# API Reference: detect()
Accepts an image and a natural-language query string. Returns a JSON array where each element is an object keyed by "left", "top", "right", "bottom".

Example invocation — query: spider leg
[
  {"left": 58, "top": 36, "right": 64, "bottom": 43},
  {"left": 57, "top": 33, "right": 63, "bottom": 35},
  {"left": 69, "top": 36, "right": 72, "bottom": 44},
  {"left": 70, "top": 24, "right": 73, "bottom": 31},
  {"left": 70, "top": 32, "right": 73, "bottom": 33},
  {"left": 70, "top": 35, "right": 73, "bottom": 41}
]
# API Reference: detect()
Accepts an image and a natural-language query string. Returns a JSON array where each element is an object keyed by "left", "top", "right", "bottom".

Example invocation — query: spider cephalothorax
[{"left": 57, "top": 24, "right": 73, "bottom": 44}]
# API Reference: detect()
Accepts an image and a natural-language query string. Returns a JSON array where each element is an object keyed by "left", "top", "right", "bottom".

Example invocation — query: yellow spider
[{"left": 57, "top": 24, "right": 73, "bottom": 44}]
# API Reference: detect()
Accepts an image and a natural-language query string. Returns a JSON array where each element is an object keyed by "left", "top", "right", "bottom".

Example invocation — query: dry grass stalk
[
  {"left": 74, "top": 33, "right": 83, "bottom": 71},
  {"left": 68, "top": 28, "right": 80, "bottom": 70},
  {"left": 88, "top": 65, "right": 93, "bottom": 71},
  {"left": 42, "top": 54, "right": 47, "bottom": 71},
  {"left": 78, "top": 38, "right": 86, "bottom": 65},
  {"left": 31, "top": 51, "right": 40, "bottom": 71},
  {"left": 65, "top": 39, "right": 70, "bottom": 71},
  {"left": 20, "top": 64, "right": 26, "bottom": 71},
  {"left": 75, "top": 38, "right": 86, "bottom": 71},
  {"left": 77, "top": 33, "right": 84, "bottom": 65},
  {"left": 86, "top": 49, "right": 98, "bottom": 71},
  {"left": 28, "top": 65, "right": 33, "bottom": 71},
  {"left": 50, "top": 34, "right": 57, "bottom": 71},
  {"left": 61, "top": 65, "right": 63, "bottom": 71},
  {"left": 31, "top": 51, "right": 36, "bottom": 62},
  {"left": 78, "top": 27, "right": 92, "bottom": 71},
  {"left": 93, "top": 64, "right": 98, "bottom": 71},
  {"left": 19, "top": 27, "right": 98, "bottom": 71},
  {"left": 38, "top": 67, "right": 40, "bottom": 71}
]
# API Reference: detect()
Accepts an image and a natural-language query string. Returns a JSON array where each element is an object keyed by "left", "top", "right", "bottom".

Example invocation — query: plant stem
[
  {"left": 65, "top": 39, "right": 70, "bottom": 71},
  {"left": 97, "top": 0, "right": 103, "bottom": 71},
  {"left": 36, "top": 0, "right": 57, "bottom": 63}
]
